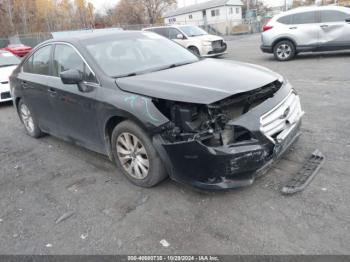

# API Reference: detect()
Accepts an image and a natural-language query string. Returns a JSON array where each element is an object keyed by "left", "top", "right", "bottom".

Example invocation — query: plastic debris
[
  {"left": 55, "top": 211, "right": 75, "bottom": 224},
  {"left": 160, "top": 239, "right": 170, "bottom": 247},
  {"left": 46, "top": 243, "right": 53, "bottom": 247},
  {"left": 80, "top": 233, "right": 88, "bottom": 240}
]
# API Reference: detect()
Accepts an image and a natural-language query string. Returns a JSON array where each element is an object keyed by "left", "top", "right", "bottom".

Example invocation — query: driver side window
[
  {"left": 53, "top": 44, "right": 97, "bottom": 83},
  {"left": 169, "top": 28, "right": 182, "bottom": 39}
]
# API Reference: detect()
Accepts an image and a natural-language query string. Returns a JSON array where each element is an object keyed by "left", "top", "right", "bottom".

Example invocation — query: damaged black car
[{"left": 10, "top": 31, "right": 304, "bottom": 189}]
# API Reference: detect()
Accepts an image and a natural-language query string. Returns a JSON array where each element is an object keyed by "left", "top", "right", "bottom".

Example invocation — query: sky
[{"left": 87, "top": 0, "right": 289, "bottom": 13}]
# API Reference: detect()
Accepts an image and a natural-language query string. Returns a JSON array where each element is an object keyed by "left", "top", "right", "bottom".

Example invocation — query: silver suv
[
  {"left": 261, "top": 6, "right": 350, "bottom": 61},
  {"left": 143, "top": 25, "right": 227, "bottom": 57}
]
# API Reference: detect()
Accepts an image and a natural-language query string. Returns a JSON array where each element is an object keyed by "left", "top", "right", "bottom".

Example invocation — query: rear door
[
  {"left": 287, "top": 11, "right": 320, "bottom": 48},
  {"left": 18, "top": 44, "right": 58, "bottom": 132},
  {"left": 319, "top": 10, "right": 350, "bottom": 48},
  {"left": 47, "top": 43, "right": 102, "bottom": 151}
]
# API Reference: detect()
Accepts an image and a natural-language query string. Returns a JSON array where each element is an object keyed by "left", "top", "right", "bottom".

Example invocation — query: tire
[
  {"left": 111, "top": 120, "right": 168, "bottom": 187},
  {"left": 273, "top": 40, "right": 296, "bottom": 61},
  {"left": 188, "top": 46, "right": 200, "bottom": 56},
  {"left": 18, "top": 100, "right": 43, "bottom": 138}
]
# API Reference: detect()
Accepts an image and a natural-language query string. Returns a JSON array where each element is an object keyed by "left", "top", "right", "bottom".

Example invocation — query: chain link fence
[{"left": 0, "top": 19, "right": 266, "bottom": 49}]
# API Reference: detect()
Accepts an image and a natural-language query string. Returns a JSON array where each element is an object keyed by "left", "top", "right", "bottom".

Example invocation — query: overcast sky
[{"left": 87, "top": 0, "right": 288, "bottom": 13}]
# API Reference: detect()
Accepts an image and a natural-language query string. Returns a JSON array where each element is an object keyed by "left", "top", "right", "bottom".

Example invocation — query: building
[{"left": 163, "top": 0, "right": 244, "bottom": 27}]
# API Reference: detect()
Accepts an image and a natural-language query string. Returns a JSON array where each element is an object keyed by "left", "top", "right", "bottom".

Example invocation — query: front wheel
[
  {"left": 111, "top": 120, "right": 168, "bottom": 187},
  {"left": 273, "top": 40, "right": 296, "bottom": 61}
]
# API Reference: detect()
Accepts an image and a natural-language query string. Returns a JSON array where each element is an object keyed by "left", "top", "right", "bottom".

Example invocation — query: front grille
[
  {"left": 212, "top": 40, "right": 223, "bottom": 49},
  {"left": 1, "top": 92, "right": 11, "bottom": 100},
  {"left": 260, "top": 91, "right": 304, "bottom": 142}
]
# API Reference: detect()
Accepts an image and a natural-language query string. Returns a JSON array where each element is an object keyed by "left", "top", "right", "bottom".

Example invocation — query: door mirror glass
[
  {"left": 60, "top": 69, "right": 83, "bottom": 85},
  {"left": 176, "top": 33, "right": 184, "bottom": 39}
]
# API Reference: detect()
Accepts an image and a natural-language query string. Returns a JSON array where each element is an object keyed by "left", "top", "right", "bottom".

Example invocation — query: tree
[{"left": 140, "top": 0, "right": 176, "bottom": 24}]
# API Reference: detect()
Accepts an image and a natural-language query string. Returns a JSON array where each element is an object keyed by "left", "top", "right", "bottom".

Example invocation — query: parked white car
[
  {"left": 143, "top": 25, "right": 227, "bottom": 57},
  {"left": 0, "top": 50, "right": 20, "bottom": 103}
]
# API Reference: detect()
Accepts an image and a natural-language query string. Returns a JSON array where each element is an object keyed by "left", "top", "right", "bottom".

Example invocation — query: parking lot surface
[{"left": 0, "top": 34, "right": 349, "bottom": 254}]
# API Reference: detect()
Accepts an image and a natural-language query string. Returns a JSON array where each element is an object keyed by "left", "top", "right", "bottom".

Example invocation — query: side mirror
[
  {"left": 60, "top": 69, "right": 83, "bottom": 85},
  {"left": 346, "top": 18, "right": 350, "bottom": 23},
  {"left": 176, "top": 33, "right": 184, "bottom": 39}
]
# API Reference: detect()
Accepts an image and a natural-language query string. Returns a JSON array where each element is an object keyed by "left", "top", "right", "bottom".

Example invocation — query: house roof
[{"left": 163, "top": 0, "right": 244, "bottom": 18}]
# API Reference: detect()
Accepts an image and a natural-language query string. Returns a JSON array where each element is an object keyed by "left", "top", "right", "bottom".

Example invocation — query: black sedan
[{"left": 10, "top": 31, "right": 304, "bottom": 189}]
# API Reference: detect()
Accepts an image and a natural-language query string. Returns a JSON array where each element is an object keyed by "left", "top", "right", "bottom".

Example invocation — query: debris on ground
[
  {"left": 80, "top": 233, "right": 88, "bottom": 240},
  {"left": 160, "top": 239, "right": 170, "bottom": 247},
  {"left": 55, "top": 211, "right": 75, "bottom": 224},
  {"left": 46, "top": 243, "right": 53, "bottom": 248},
  {"left": 281, "top": 149, "right": 325, "bottom": 195}
]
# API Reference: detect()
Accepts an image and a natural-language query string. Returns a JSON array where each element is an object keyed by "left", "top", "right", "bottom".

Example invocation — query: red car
[{"left": 3, "top": 44, "right": 32, "bottom": 57}]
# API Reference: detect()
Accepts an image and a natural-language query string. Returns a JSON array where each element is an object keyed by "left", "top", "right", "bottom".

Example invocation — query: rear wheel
[
  {"left": 111, "top": 120, "right": 168, "bottom": 187},
  {"left": 18, "top": 100, "right": 43, "bottom": 138},
  {"left": 273, "top": 40, "right": 296, "bottom": 61}
]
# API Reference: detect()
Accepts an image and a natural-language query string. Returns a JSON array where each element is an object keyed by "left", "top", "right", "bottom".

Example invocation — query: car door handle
[
  {"left": 48, "top": 88, "right": 57, "bottom": 96},
  {"left": 320, "top": 24, "right": 329, "bottom": 28},
  {"left": 289, "top": 27, "right": 298, "bottom": 29}
]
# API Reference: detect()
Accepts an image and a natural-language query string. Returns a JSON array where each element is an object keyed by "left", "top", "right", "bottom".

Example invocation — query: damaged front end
[{"left": 152, "top": 79, "right": 304, "bottom": 189}]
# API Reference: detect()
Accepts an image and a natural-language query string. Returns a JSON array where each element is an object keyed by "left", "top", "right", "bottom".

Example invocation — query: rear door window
[
  {"left": 152, "top": 28, "right": 169, "bottom": 38},
  {"left": 320, "top": 10, "right": 350, "bottom": 23},
  {"left": 23, "top": 45, "right": 52, "bottom": 75},
  {"left": 291, "top": 11, "right": 317, "bottom": 24}
]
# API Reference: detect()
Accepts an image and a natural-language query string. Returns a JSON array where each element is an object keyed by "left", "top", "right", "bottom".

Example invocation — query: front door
[
  {"left": 47, "top": 43, "right": 102, "bottom": 151},
  {"left": 288, "top": 11, "right": 320, "bottom": 48},
  {"left": 318, "top": 10, "right": 350, "bottom": 48}
]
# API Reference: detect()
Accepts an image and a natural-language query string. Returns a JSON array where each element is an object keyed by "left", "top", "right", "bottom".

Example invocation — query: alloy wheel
[
  {"left": 20, "top": 104, "right": 35, "bottom": 134},
  {"left": 276, "top": 44, "right": 292, "bottom": 60},
  {"left": 116, "top": 132, "right": 150, "bottom": 180}
]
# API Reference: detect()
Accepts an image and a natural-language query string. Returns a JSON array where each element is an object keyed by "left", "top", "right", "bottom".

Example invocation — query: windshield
[
  {"left": 0, "top": 52, "right": 21, "bottom": 67},
  {"left": 179, "top": 26, "right": 208, "bottom": 37},
  {"left": 84, "top": 32, "right": 199, "bottom": 77}
]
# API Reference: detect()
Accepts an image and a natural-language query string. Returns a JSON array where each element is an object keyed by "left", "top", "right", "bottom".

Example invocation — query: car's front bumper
[
  {"left": 201, "top": 43, "right": 228, "bottom": 57},
  {"left": 153, "top": 83, "right": 304, "bottom": 190}
]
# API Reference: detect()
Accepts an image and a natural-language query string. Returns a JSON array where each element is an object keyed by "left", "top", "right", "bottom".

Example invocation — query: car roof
[
  {"left": 274, "top": 5, "right": 350, "bottom": 19},
  {"left": 144, "top": 25, "right": 195, "bottom": 30},
  {"left": 37, "top": 31, "right": 147, "bottom": 47}
]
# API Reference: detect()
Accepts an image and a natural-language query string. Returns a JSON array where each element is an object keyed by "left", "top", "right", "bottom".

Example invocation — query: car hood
[
  {"left": 0, "top": 65, "right": 17, "bottom": 82},
  {"left": 188, "top": 34, "right": 223, "bottom": 41},
  {"left": 116, "top": 59, "right": 281, "bottom": 104}
]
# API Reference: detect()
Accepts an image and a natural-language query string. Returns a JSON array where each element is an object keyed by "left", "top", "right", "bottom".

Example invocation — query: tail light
[
  {"left": 262, "top": 19, "right": 273, "bottom": 32},
  {"left": 262, "top": 24, "right": 273, "bottom": 32}
]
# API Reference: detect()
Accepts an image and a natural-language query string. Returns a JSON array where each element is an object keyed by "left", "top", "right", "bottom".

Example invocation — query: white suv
[
  {"left": 261, "top": 6, "right": 350, "bottom": 61},
  {"left": 143, "top": 25, "right": 227, "bottom": 57}
]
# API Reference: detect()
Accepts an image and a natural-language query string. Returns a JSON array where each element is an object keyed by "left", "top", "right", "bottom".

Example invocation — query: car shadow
[{"left": 264, "top": 50, "right": 350, "bottom": 62}]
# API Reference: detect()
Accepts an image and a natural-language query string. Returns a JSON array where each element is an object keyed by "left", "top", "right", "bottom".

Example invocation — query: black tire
[
  {"left": 273, "top": 40, "right": 296, "bottom": 61},
  {"left": 111, "top": 120, "right": 168, "bottom": 187},
  {"left": 18, "top": 100, "right": 43, "bottom": 138},
  {"left": 188, "top": 46, "right": 200, "bottom": 56}
]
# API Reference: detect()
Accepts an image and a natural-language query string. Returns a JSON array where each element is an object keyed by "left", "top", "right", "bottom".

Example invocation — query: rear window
[
  {"left": 320, "top": 10, "right": 350, "bottom": 22},
  {"left": 291, "top": 11, "right": 316, "bottom": 24},
  {"left": 277, "top": 15, "right": 292, "bottom": 25},
  {"left": 0, "top": 51, "right": 20, "bottom": 67}
]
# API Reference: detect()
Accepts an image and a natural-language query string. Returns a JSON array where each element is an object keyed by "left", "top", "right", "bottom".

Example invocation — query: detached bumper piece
[{"left": 281, "top": 150, "right": 325, "bottom": 195}]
